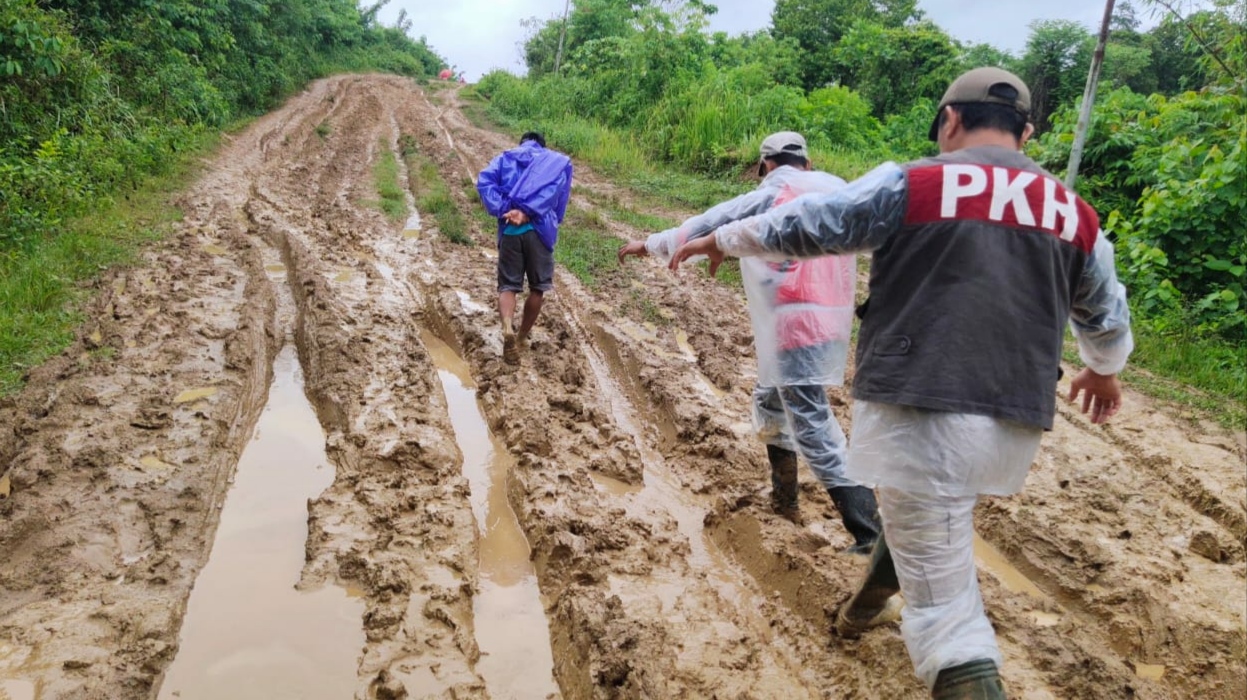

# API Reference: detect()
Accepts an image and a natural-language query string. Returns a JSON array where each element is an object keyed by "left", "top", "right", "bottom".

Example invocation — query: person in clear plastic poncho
[
  {"left": 618, "top": 132, "right": 882, "bottom": 554},
  {"left": 667, "top": 69, "right": 1134, "bottom": 700}
]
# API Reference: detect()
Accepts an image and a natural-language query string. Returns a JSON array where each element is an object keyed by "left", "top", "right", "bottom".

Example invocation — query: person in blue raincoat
[{"left": 476, "top": 132, "right": 573, "bottom": 364}]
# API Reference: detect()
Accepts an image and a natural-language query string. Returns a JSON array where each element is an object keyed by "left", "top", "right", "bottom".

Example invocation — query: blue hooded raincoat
[{"left": 476, "top": 141, "right": 573, "bottom": 252}]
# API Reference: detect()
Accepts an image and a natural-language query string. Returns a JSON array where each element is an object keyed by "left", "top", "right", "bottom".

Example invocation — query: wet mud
[{"left": 0, "top": 75, "right": 1242, "bottom": 699}]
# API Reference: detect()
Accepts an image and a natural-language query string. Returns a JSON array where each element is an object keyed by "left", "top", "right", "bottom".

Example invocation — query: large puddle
[
  {"left": 157, "top": 345, "right": 365, "bottom": 700},
  {"left": 419, "top": 330, "right": 559, "bottom": 700}
]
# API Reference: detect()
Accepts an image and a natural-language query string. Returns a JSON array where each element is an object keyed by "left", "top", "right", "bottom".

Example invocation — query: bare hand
[
  {"left": 1067, "top": 368, "right": 1123, "bottom": 424},
  {"left": 669, "top": 234, "right": 725, "bottom": 277},
  {"left": 617, "top": 240, "right": 648, "bottom": 265},
  {"left": 503, "top": 209, "right": 530, "bottom": 226}
]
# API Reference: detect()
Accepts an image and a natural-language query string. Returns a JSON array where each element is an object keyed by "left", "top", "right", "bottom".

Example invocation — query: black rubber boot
[
  {"left": 833, "top": 533, "right": 901, "bottom": 638},
  {"left": 828, "top": 485, "right": 882, "bottom": 554},
  {"left": 766, "top": 445, "right": 802, "bottom": 524},
  {"left": 932, "top": 659, "right": 1007, "bottom": 700}
]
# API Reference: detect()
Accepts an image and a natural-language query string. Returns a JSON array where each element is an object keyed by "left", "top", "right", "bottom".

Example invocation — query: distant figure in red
[{"left": 438, "top": 68, "right": 453, "bottom": 80}]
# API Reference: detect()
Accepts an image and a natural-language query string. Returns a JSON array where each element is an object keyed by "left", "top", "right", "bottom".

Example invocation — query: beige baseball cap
[
  {"left": 759, "top": 131, "right": 809, "bottom": 159},
  {"left": 928, "top": 67, "right": 1032, "bottom": 141},
  {"left": 758, "top": 131, "right": 809, "bottom": 175}
]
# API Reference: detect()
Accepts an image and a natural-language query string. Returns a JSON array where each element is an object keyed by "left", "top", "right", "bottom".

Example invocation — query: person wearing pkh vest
[
  {"left": 667, "top": 68, "right": 1133, "bottom": 699},
  {"left": 618, "top": 131, "right": 882, "bottom": 555}
]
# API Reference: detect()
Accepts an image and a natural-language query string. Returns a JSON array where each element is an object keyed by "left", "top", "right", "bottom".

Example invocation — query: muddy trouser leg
[
  {"left": 753, "top": 386, "right": 800, "bottom": 518},
  {"left": 775, "top": 384, "right": 852, "bottom": 489},
  {"left": 778, "top": 384, "right": 879, "bottom": 550},
  {"left": 877, "top": 487, "right": 1003, "bottom": 692}
]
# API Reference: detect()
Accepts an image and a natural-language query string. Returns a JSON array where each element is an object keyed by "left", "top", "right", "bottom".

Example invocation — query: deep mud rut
[{"left": 0, "top": 75, "right": 1243, "bottom": 700}]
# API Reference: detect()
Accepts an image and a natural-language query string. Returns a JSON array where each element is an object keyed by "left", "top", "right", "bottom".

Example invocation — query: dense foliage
[
  {"left": 0, "top": 0, "right": 444, "bottom": 252},
  {"left": 1032, "top": 13, "right": 1245, "bottom": 340},
  {"left": 481, "top": 0, "right": 1244, "bottom": 346}
]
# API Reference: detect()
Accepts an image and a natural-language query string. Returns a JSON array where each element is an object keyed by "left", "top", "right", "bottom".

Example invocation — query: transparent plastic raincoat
[{"left": 646, "top": 166, "right": 855, "bottom": 388}]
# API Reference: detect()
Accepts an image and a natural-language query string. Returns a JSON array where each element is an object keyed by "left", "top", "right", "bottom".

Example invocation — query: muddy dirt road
[{"left": 0, "top": 74, "right": 1243, "bottom": 700}]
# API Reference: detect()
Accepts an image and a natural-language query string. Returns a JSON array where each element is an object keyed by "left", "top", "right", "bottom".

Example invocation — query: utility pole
[
  {"left": 553, "top": 0, "right": 572, "bottom": 76},
  {"left": 1065, "top": 0, "right": 1116, "bottom": 189}
]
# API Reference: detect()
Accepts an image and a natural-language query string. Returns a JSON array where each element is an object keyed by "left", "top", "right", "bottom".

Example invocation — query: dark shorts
[{"left": 498, "top": 231, "right": 554, "bottom": 294}]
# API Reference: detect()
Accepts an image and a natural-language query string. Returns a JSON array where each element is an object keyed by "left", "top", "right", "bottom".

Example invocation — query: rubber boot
[
  {"left": 931, "top": 659, "right": 1007, "bottom": 700},
  {"left": 766, "top": 445, "right": 802, "bottom": 525},
  {"left": 833, "top": 533, "right": 902, "bottom": 638},
  {"left": 828, "top": 485, "right": 881, "bottom": 554}
]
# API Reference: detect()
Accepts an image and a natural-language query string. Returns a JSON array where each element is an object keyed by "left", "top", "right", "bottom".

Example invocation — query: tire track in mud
[
  {"left": 238, "top": 77, "right": 489, "bottom": 697},
  {"left": 405, "top": 98, "right": 844, "bottom": 697},
  {"left": 0, "top": 82, "right": 304, "bottom": 697},
  {"left": 970, "top": 396, "right": 1246, "bottom": 699}
]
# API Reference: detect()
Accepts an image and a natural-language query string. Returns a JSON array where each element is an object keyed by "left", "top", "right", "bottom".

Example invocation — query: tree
[
  {"left": 831, "top": 19, "right": 961, "bottom": 117},
  {"left": 771, "top": 0, "right": 922, "bottom": 89},
  {"left": 1143, "top": 12, "right": 1209, "bottom": 92},
  {"left": 1018, "top": 19, "right": 1093, "bottom": 131},
  {"left": 521, "top": 17, "right": 564, "bottom": 77},
  {"left": 522, "top": 0, "right": 651, "bottom": 77},
  {"left": 1112, "top": 0, "right": 1142, "bottom": 35},
  {"left": 1103, "top": 42, "right": 1155, "bottom": 93},
  {"left": 959, "top": 42, "right": 1016, "bottom": 71}
]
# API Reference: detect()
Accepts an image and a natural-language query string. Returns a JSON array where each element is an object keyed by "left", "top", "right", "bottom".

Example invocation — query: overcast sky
[{"left": 378, "top": 0, "right": 1160, "bottom": 81}]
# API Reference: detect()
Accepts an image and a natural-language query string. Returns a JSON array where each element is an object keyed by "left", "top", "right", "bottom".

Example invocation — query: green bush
[
  {"left": 800, "top": 85, "right": 881, "bottom": 152},
  {"left": 1035, "top": 88, "right": 1246, "bottom": 341},
  {"left": 0, "top": 0, "right": 447, "bottom": 256}
]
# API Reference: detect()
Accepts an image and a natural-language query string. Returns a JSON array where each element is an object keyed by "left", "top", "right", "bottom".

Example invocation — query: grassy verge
[
  {"left": 401, "top": 136, "right": 471, "bottom": 246},
  {"left": 462, "top": 89, "right": 749, "bottom": 211},
  {"left": 373, "top": 141, "right": 406, "bottom": 219},
  {"left": 458, "top": 85, "right": 505, "bottom": 133},
  {"left": 555, "top": 207, "right": 624, "bottom": 287},
  {"left": 459, "top": 175, "right": 499, "bottom": 235},
  {"left": 0, "top": 130, "right": 223, "bottom": 395},
  {"left": 579, "top": 188, "right": 680, "bottom": 232}
]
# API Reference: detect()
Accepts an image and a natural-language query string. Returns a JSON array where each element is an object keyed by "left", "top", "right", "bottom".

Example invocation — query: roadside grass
[
  {"left": 0, "top": 130, "right": 222, "bottom": 395},
  {"left": 457, "top": 85, "right": 505, "bottom": 133},
  {"left": 556, "top": 207, "right": 624, "bottom": 287},
  {"left": 372, "top": 142, "right": 406, "bottom": 220},
  {"left": 704, "top": 258, "right": 743, "bottom": 289},
  {"left": 402, "top": 141, "right": 471, "bottom": 246},
  {"left": 422, "top": 78, "right": 456, "bottom": 92},
  {"left": 479, "top": 105, "right": 749, "bottom": 211},
  {"left": 580, "top": 189, "right": 680, "bottom": 232},
  {"left": 460, "top": 175, "right": 499, "bottom": 235}
]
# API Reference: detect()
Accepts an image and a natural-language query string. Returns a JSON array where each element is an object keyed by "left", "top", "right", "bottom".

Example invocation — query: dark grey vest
[{"left": 853, "top": 146, "right": 1101, "bottom": 430}]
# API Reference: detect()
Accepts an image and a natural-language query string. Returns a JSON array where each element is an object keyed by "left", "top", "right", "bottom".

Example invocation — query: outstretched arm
[
  {"left": 629, "top": 188, "right": 776, "bottom": 263},
  {"left": 1067, "top": 233, "right": 1134, "bottom": 424},
  {"left": 711, "top": 162, "right": 909, "bottom": 261}
]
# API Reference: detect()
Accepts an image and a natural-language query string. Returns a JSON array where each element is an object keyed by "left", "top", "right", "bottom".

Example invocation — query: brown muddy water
[
  {"left": 0, "top": 677, "right": 33, "bottom": 700},
  {"left": 973, "top": 534, "right": 1048, "bottom": 601},
  {"left": 0, "top": 641, "right": 35, "bottom": 700},
  {"left": 156, "top": 345, "right": 365, "bottom": 700},
  {"left": 420, "top": 330, "right": 559, "bottom": 700}
]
